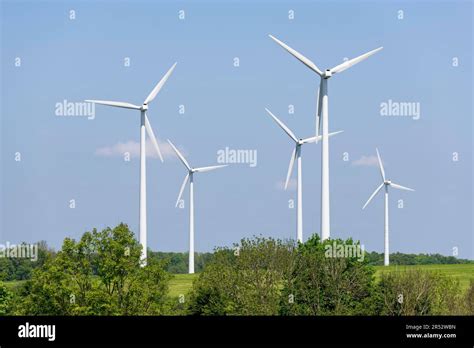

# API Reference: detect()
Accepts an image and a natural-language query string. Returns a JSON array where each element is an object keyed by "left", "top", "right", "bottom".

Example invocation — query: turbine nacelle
[
  {"left": 140, "top": 104, "right": 149, "bottom": 111},
  {"left": 323, "top": 69, "right": 332, "bottom": 79},
  {"left": 384, "top": 180, "right": 392, "bottom": 186}
]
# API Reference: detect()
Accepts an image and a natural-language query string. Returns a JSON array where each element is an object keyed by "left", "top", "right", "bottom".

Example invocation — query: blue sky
[{"left": 1, "top": 0, "right": 472, "bottom": 259}]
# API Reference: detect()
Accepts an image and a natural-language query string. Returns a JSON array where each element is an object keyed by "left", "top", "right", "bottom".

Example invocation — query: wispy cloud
[
  {"left": 95, "top": 139, "right": 179, "bottom": 159},
  {"left": 275, "top": 178, "right": 297, "bottom": 191},
  {"left": 352, "top": 155, "right": 381, "bottom": 167}
]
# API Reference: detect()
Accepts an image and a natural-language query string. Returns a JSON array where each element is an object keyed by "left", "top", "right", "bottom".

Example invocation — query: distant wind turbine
[
  {"left": 167, "top": 139, "right": 227, "bottom": 274},
  {"left": 362, "top": 148, "right": 414, "bottom": 266},
  {"left": 269, "top": 34, "right": 382, "bottom": 240},
  {"left": 265, "top": 108, "right": 343, "bottom": 243},
  {"left": 86, "top": 62, "right": 177, "bottom": 265}
]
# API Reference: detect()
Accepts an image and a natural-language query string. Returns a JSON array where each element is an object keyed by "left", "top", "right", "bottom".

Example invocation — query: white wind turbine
[
  {"left": 85, "top": 62, "right": 177, "bottom": 265},
  {"left": 362, "top": 148, "right": 414, "bottom": 266},
  {"left": 265, "top": 108, "right": 342, "bottom": 243},
  {"left": 167, "top": 139, "right": 227, "bottom": 274},
  {"left": 269, "top": 34, "right": 383, "bottom": 241}
]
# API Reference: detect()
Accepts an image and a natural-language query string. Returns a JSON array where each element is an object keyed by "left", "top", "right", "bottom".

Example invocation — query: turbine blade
[
  {"left": 269, "top": 35, "right": 323, "bottom": 76},
  {"left": 390, "top": 182, "right": 415, "bottom": 192},
  {"left": 144, "top": 114, "right": 163, "bottom": 162},
  {"left": 85, "top": 100, "right": 141, "bottom": 110},
  {"left": 362, "top": 183, "right": 384, "bottom": 210},
  {"left": 167, "top": 139, "right": 191, "bottom": 170},
  {"left": 265, "top": 108, "right": 298, "bottom": 143},
  {"left": 284, "top": 147, "right": 297, "bottom": 190},
  {"left": 307, "top": 130, "right": 344, "bottom": 144},
  {"left": 143, "top": 62, "right": 177, "bottom": 105},
  {"left": 330, "top": 47, "right": 383, "bottom": 74},
  {"left": 176, "top": 173, "right": 189, "bottom": 207},
  {"left": 194, "top": 165, "right": 228, "bottom": 173},
  {"left": 376, "top": 148, "right": 386, "bottom": 181},
  {"left": 302, "top": 136, "right": 318, "bottom": 144},
  {"left": 315, "top": 82, "right": 322, "bottom": 143}
]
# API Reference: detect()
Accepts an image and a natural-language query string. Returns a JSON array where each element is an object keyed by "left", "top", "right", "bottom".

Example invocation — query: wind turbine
[
  {"left": 85, "top": 62, "right": 177, "bottom": 265},
  {"left": 269, "top": 34, "right": 383, "bottom": 241},
  {"left": 265, "top": 108, "right": 342, "bottom": 243},
  {"left": 167, "top": 139, "right": 227, "bottom": 274},
  {"left": 362, "top": 148, "right": 414, "bottom": 266}
]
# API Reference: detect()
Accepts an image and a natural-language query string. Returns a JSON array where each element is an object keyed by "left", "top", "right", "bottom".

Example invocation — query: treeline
[
  {"left": 365, "top": 251, "right": 473, "bottom": 266},
  {"left": 0, "top": 244, "right": 212, "bottom": 281},
  {"left": 1, "top": 241, "right": 471, "bottom": 282},
  {"left": 148, "top": 251, "right": 213, "bottom": 274},
  {"left": 0, "top": 241, "right": 52, "bottom": 281},
  {"left": 0, "top": 223, "right": 473, "bottom": 316}
]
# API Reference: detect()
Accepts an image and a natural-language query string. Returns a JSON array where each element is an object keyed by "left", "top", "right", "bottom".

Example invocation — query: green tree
[
  {"left": 188, "top": 237, "right": 295, "bottom": 315},
  {"left": 376, "top": 270, "right": 465, "bottom": 315},
  {"left": 0, "top": 282, "right": 13, "bottom": 315},
  {"left": 280, "top": 235, "right": 375, "bottom": 315},
  {"left": 17, "top": 223, "right": 170, "bottom": 315}
]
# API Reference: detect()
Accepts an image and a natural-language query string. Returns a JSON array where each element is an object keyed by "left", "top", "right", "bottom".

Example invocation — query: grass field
[
  {"left": 374, "top": 264, "right": 474, "bottom": 292},
  {"left": 168, "top": 273, "right": 197, "bottom": 298},
  {"left": 166, "top": 264, "right": 474, "bottom": 297}
]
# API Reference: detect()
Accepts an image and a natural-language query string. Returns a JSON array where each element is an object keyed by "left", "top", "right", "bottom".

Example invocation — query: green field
[
  {"left": 3, "top": 280, "right": 24, "bottom": 292},
  {"left": 374, "top": 264, "right": 474, "bottom": 292},
  {"left": 168, "top": 273, "right": 197, "bottom": 298},
  {"left": 167, "top": 264, "right": 474, "bottom": 297},
  {"left": 3, "top": 275, "right": 199, "bottom": 299}
]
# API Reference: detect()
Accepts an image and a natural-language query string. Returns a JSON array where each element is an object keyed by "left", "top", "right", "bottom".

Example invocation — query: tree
[
  {"left": 280, "top": 235, "right": 376, "bottom": 315},
  {"left": 376, "top": 270, "right": 465, "bottom": 315},
  {"left": 0, "top": 282, "right": 13, "bottom": 315},
  {"left": 187, "top": 237, "right": 295, "bottom": 315},
  {"left": 0, "top": 241, "right": 53, "bottom": 281},
  {"left": 17, "top": 223, "right": 170, "bottom": 315}
]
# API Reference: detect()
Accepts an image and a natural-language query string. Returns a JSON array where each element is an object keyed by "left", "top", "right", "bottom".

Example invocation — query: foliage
[
  {"left": 0, "top": 241, "right": 52, "bottom": 281},
  {"left": 280, "top": 235, "right": 375, "bottom": 315},
  {"left": 15, "top": 224, "right": 170, "bottom": 315},
  {"left": 187, "top": 236, "right": 295, "bottom": 315},
  {"left": 0, "top": 282, "right": 13, "bottom": 315},
  {"left": 375, "top": 270, "right": 466, "bottom": 315}
]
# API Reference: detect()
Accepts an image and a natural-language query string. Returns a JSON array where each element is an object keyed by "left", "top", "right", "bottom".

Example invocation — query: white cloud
[
  {"left": 352, "top": 155, "right": 381, "bottom": 167},
  {"left": 95, "top": 139, "right": 179, "bottom": 159},
  {"left": 275, "top": 178, "right": 297, "bottom": 191}
]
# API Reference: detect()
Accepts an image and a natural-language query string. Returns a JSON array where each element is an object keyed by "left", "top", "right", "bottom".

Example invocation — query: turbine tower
[
  {"left": 167, "top": 139, "right": 227, "bottom": 274},
  {"left": 265, "top": 108, "right": 342, "bottom": 243},
  {"left": 269, "top": 34, "right": 382, "bottom": 240},
  {"left": 362, "top": 148, "right": 414, "bottom": 266},
  {"left": 86, "top": 63, "right": 177, "bottom": 265}
]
